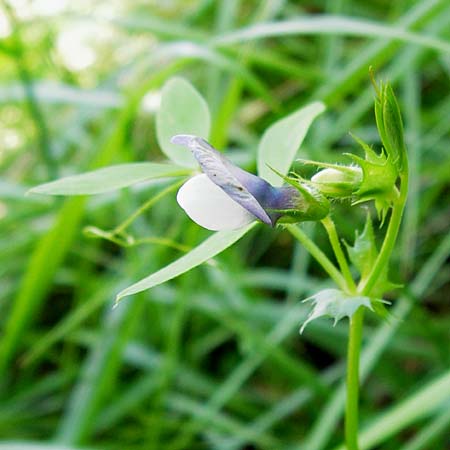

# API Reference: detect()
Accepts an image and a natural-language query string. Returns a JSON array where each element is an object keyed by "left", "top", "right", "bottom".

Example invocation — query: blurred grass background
[{"left": 0, "top": 1, "right": 449, "bottom": 449}]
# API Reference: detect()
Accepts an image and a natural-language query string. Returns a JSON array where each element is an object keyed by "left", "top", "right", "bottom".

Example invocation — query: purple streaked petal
[{"left": 171, "top": 134, "right": 272, "bottom": 225}]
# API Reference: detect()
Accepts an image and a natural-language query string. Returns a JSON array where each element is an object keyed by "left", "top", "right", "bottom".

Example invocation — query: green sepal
[
  {"left": 373, "top": 80, "right": 406, "bottom": 171},
  {"left": 300, "top": 289, "right": 382, "bottom": 333},
  {"left": 296, "top": 159, "right": 362, "bottom": 198},
  {"left": 346, "top": 133, "right": 398, "bottom": 222},
  {"left": 371, "top": 300, "right": 392, "bottom": 321},
  {"left": 267, "top": 165, "right": 331, "bottom": 222},
  {"left": 344, "top": 214, "right": 377, "bottom": 281},
  {"left": 344, "top": 214, "right": 400, "bottom": 298}
]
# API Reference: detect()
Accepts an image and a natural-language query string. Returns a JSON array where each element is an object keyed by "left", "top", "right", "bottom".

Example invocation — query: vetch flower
[{"left": 172, "top": 134, "right": 329, "bottom": 231}]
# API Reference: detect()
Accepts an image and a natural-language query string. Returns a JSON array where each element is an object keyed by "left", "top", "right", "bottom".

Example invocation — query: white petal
[
  {"left": 172, "top": 135, "right": 272, "bottom": 225},
  {"left": 177, "top": 174, "right": 255, "bottom": 231}
]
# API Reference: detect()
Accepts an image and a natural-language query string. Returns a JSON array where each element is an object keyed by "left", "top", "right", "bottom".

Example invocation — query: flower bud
[
  {"left": 373, "top": 80, "right": 406, "bottom": 172},
  {"left": 311, "top": 166, "right": 362, "bottom": 197}
]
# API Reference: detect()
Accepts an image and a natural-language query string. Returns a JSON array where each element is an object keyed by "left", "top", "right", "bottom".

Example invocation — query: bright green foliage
[
  {"left": 345, "top": 215, "right": 378, "bottom": 282},
  {"left": 28, "top": 163, "right": 190, "bottom": 195},
  {"left": 345, "top": 215, "right": 398, "bottom": 299},
  {"left": 157, "top": 77, "right": 211, "bottom": 167},
  {"left": 258, "top": 102, "right": 325, "bottom": 186},
  {"left": 269, "top": 168, "right": 330, "bottom": 222},
  {"left": 116, "top": 223, "right": 257, "bottom": 301},
  {"left": 300, "top": 289, "right": 374, "bottom": 333},
  {"left": 347, "top": 134, "right": 398, "bottom": 222},
  {"left": 373, "top": 80, "right": 407, "bottom": 171},
  {"left": 310, "top": 164, "right": 362, "bottom": 197}
]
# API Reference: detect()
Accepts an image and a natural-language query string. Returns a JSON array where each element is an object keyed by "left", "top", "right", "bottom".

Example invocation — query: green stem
[
  {"left": 321, "top": 216, "right": 356, "bottom": 293},
  {"left": 345, "top": 307, "right": 365, "bottom": 450},
  {"left": 132, "top": 237, "right": 190, "bottom": 252},
  {"left": 360, "top": 170, "right": 409, "bottom": 296},
  {"left": 286, "top": 224, "right": 347, "bottom": 291},
  {"left": 345, "top": 167, "right": 408, "bottom": 449},
  {"left": 113, "top": 179, "right": 185, "bottom": 234},
  {"left": 320, "top": 218, "right": 360, "bottom": 449}
]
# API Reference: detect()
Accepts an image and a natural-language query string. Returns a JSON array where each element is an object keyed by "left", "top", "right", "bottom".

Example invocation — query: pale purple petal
[{"left": 172, "top": 134, "right": 272, "bottom": 225}]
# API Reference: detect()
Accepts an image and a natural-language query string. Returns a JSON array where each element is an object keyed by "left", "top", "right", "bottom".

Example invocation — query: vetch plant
[
  {"left": 30, "top": 75, "right": 408, "bottom": 450},
  {"left": 172, "top": 134, "right": 329, "bottom": 230}
]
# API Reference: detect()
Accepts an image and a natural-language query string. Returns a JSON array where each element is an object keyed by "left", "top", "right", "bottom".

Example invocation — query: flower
[{"left": 171, "top": 134, "right": 329, "bottom": 231}]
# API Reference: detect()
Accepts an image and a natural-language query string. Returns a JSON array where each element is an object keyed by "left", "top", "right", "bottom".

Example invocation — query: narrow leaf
[
  {"left": 333, "top": 369, "right": 450, "bottom": 450},
  {"left": 29, "top": 163, "right": 189, "bottom": 196},
  {"left": 0, "top": 443, "right": 92, "bottom": 450},
  {"left": 213, "top": 16, "right": 450, "bottom": 53},
  {"left": 156, "top": 77, "right": 211, "bottom": 167},
  {"left": 116, "top": 223, "right": 257, "bottom": 300},
  {"left": 258, "top": 102, "right": 325, "bottom": 186}
]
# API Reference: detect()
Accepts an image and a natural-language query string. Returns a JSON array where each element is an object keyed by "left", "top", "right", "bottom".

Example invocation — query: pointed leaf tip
[
  {"left": 258, "top": 101, "right": 325, "bottom": 186},
  {"left": 116, "top": 223, "right": 257, "bottom": 300},
  {"left": 28, "top": 162, "right": 190, "bottom": 196}
]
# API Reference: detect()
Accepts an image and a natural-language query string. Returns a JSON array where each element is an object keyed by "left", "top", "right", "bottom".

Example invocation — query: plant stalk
[
  {"left": 321, "top": 216, "right": 356, "bottom": 293},
  {"left": 113, "top": 179, "right": 186, "bottom": 234},
  {"left": 345, "top": 168, "right": 408, "bottom": 449},
  {"left": 360, "top": 171, "right": 409, "bottom": 296},
  {"left": 345, "top": 307, "right": 365, "bottom": 450}
]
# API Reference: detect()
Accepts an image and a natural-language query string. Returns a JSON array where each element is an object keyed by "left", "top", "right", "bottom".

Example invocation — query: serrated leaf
[
  {"left": 29, "top": 163, "right": 190, "bottom": 196},
  {"left": 345, "top": 214, "right": 377, "bottom": 280},
  {"left": 116, "top": 222, "right": 257, "bottom": 301},
  {"left": 300, "top": 289, "right": 374, "bottom": 333},
  {"left": 345, "top": 214, "right": 400, "bottom": 297},
  {"left": 156, "top": 77, "right": 211, "bottom": 167},
  {"left": 257, "top": 102, "right": 325, "bottom": 187}
]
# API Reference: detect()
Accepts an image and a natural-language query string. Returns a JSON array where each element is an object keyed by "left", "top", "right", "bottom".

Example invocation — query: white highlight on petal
[{"left": 177, "top": 174, "right": 255, "bottom": 231}]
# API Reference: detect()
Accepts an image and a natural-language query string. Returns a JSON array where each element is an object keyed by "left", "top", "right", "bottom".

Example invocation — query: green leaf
[
  {"left": 300, "top": 289, "right": 375, "bottom": 333},
  {"left": 345, "top": 214, "right": 378, "bottom": 281},
  {"left": 28, "top": 163, "right": 189, "bottom": 196},
  {"left": 156, "top": 77, "right": 211, "bottom": 167},
  {"left": 373, "top": 80, "right": 407, "bottom": 171},
  {"left": 0, "top": 442, "right": 93, "bottom": 450},
  {"left": 258, "top": 102, "right": 325, "bottom": 187},
  {"left": 213, "top": 16, "right": 450, "bottom": 53},
  {"left": 345, "top": 214, "right": 399, "bottom": 300},
  {"left": 116, "top": 223, "right": 257, "bottom": 301}
]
